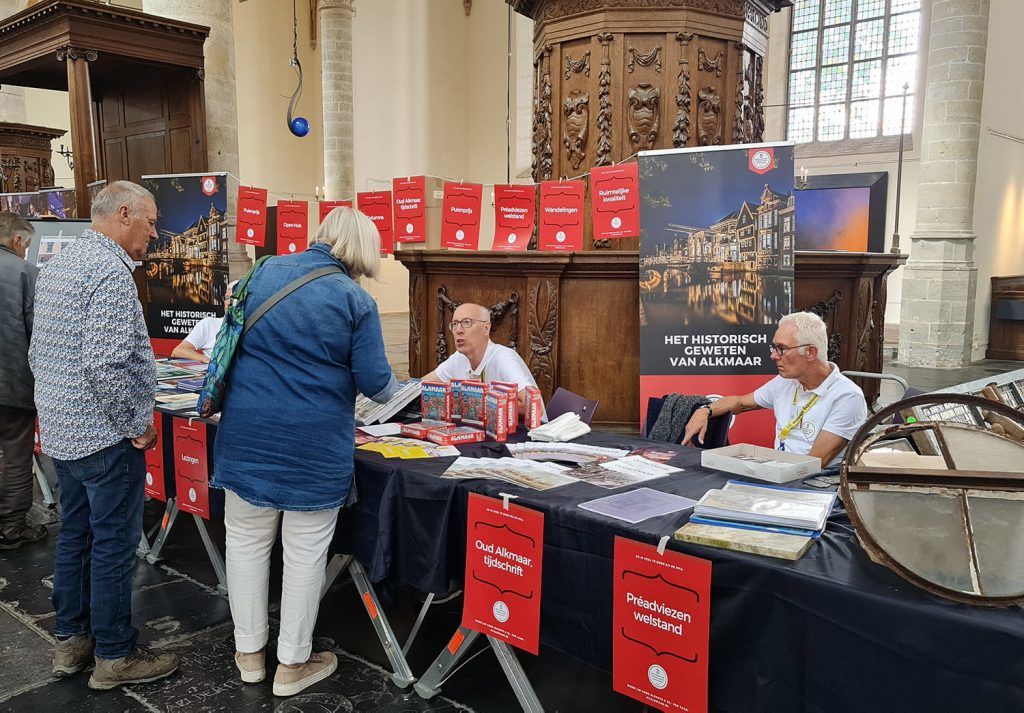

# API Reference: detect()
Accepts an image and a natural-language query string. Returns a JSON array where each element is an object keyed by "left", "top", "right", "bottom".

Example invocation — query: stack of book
[
  {"left": 676, "top": 481, "right": 837, "bottom": 560},
  {"left": 354, "top": 379, "right": 422, "bottom": 425}
]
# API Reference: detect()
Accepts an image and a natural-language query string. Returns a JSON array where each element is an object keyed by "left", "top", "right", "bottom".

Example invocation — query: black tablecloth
[{"left": 332, "top": 430, "right": 1024, "bottom": 713}]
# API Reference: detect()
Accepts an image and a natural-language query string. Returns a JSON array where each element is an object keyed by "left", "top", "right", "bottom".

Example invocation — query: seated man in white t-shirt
[
  {"left": 421, "top": 302, "right": 540, "bottom": 414},
  {"left": 681, "top": 311, "right": 868, "bottom": 468},
  {"left": 171, "top": 280, "right": 237, "bottom": 363}
]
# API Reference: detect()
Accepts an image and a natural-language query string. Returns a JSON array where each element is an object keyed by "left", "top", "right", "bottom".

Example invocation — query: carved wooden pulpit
[{"left": 0, "top": 122, "right": 65, "bottom": 193}]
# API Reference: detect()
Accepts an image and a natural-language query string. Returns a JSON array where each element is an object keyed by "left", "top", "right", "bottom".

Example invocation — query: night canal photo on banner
[
  {"left": 638, "top": 144, "right": 795, "bottom": 445},
  {"left": 142, "top": 173, "right": 229, "bottom": 344}
]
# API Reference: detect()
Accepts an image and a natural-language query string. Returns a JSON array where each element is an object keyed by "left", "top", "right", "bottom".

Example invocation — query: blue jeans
[{"left": 52, "top": 439, "right": 145, "bottom": 659}]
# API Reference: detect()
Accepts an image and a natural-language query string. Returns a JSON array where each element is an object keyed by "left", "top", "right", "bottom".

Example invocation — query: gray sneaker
[
  {"left": 52, "top": 634, "right": 95, "bottom": 677},
  {"left": 88, "top": 648, "right": 179, "bottom": 690}
]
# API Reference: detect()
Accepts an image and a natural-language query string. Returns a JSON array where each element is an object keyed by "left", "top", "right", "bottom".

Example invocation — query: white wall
[{"left": 969, "top": 0, "right": 1024, "bottom": 360}]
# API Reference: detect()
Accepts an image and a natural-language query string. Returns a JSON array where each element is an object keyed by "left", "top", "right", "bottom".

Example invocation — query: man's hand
[
  {"left": 131, "top": 424, "right": 158, "bottom": 450},
  {"left": 681, "top": 410, "right": 708, "bottom": 446}
]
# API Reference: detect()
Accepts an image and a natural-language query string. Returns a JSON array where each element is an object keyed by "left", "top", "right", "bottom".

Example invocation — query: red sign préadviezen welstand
[
  {"left": 462, "top": 493, "right": 544, "bottom": 654},
  {"left": 613, "top": 536, "right": 711, "bottom": 712},
  {"left": 493, "top": 184, "right": 535, "bottom": 252},
  {"left": 172, "top": 419, "right": 210, "bottom": 519}
]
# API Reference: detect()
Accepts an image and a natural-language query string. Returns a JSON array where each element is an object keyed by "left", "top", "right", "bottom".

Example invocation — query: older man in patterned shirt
[{"left": 29, "top": 181, "right": 179, "bottom": 690}]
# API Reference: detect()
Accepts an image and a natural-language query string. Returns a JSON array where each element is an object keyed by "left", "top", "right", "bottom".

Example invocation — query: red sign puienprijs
[
  {"left": 236, "top": 186, "right": 268, "bottom": 247},
  {"left": 441, "top": 181, "right": 483, "bottom": 250}
]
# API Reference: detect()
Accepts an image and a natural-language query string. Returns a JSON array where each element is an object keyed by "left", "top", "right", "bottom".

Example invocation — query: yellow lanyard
[{"left": 779, "top": 387, "right": 819, "bottom": 441}]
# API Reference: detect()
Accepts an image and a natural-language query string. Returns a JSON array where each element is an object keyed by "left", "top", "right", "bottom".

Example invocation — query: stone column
[
  {"left": 898, "top": 0, "right": 990, "bottom": 367},
  {"left": 0, "top": 0, "right": 26, "bottom": 123},
  {"left": 143, "top": 0, "right": 249, "bottom": 278},
  {"left": 319, "top": 0, "right": 355, "bottom": 200}
]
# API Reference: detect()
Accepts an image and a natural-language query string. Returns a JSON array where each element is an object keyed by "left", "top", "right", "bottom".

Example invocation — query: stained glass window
[{"left": 787, "top": 0, "right": 921, "bottom": 143}]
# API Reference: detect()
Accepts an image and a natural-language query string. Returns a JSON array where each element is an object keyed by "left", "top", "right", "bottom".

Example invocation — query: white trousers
[{"left": 223, "top": 489, "right": 340, "bottom": 664}]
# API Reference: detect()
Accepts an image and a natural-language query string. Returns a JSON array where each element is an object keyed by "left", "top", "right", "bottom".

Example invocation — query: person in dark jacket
[
  {"left": 0, "top": 212, "right": 44, "bottom": 550},
  {"left": 211, "top": 206, "right": 397, "bottom": 697}
]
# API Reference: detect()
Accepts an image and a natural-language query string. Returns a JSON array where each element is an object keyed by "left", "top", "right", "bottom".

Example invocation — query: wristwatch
[{"left": 702, "top": 404, "right": 714, "bottom": 419}]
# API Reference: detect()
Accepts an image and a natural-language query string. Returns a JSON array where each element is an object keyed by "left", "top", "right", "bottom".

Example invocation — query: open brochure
[
  {"left": 693, "top": 480, "right": 837, "bottom": 532},
  {"left": 355, "top": 379, "right": 421, "bottom": 425}
]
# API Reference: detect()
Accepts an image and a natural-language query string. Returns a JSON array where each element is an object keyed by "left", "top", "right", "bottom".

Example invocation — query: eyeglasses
[
  {"left": 769, "top": 342, "right": 813, "bottom": 356},
  {"left": 449, "top": 318, "right": 489, "bottom": 332}
]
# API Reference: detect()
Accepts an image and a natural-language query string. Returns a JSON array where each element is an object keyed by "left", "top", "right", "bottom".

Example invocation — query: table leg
[
  {"left": 321, "top": 553, "right": 352, "bottom": 599},
  {"left": 33, "top": 455, "right": 56, "bottom": 508},
  {"left": 489, "top": 638, "right": 545, "bottom": 713},
  {"left": 347, "top": 560, "right": 417, "bottom": 688},
  {"left": 146, "top": 498, "right": 179, "bottom": 564},
  {"left": 193, "top": 514, "right": 228, "bottom": 595},
  {"left": 414, "top": 626, "right": 481, "bottom": 700},
  {"left": 402, "top": 593, "right": 435, "bottom": 656}
]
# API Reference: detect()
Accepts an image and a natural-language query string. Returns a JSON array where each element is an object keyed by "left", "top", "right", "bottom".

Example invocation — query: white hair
[
  {"left": 779, "top": 311, "right": 828, "bottom": 363},
  {"left": 311, "top": 206, "right": 381, "bottom": 279},
  {"left": 90, "top": 180, "right": 154, "bottom": 219}
]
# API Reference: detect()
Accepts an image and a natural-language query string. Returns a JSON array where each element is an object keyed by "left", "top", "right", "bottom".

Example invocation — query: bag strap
[{"left": 242, "top": 265, "right": 344, "bottom": 337}]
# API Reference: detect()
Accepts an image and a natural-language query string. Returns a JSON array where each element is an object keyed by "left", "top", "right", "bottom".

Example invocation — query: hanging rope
[{"left": 287, "top": 0, "right": 309, "bottom": 137}]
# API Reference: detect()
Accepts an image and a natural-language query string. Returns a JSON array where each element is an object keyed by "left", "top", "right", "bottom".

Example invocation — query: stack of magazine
[
  {"left": 691, "top": 481, "right": 836, "bottom": 536},
  {"left": 354, "top": 379, "right": 422, "bottom": 426}
]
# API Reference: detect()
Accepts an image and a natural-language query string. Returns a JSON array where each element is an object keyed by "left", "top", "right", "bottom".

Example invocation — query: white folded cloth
[{"left": 527, "top": 412, "right": 591, "bottom": 442}]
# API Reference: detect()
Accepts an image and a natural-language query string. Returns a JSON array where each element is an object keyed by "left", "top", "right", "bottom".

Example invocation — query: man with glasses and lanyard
[
  {"left": 681, "top": 311, "right": 867, "bottom": 468},
  {"left": 421, "top": 302, "right": 540, "bottom": 413}
]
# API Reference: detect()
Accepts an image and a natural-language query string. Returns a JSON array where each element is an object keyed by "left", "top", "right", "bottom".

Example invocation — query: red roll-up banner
[
  {"left": 172, "top": 419, "right": 210, "bottom": 519},
  {"left": 591, "top": 163, "right": 640, "bottom": 240},
  {"left": 462, "top": 493, "right": 544, "bottom": 654},
  {"left": 236, "top": 186, "right": 268, "bottom": 246},
  {"left": 493, "top": 184, "right": 535, "bottom": 252},
  {"left": 392, "top": 176, "right": 427, "bottom": 243},
  {"left": 441, "top": 181, "right": 483, "bottom": 250},
  {"left": 538, "top": 180, "right": 584, "bottom": 251},
  {"left": 276, "top": 200, "right": 309, "bottom": 255},
  {"left": 357, "top": 191, "right": 395, "bottom": 255},
  {"left": 612, "top": 536, "right": 711, "bottom": 712}
]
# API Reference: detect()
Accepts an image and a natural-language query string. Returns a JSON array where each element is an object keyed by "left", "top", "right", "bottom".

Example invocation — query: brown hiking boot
[
  {"left": 52, "top": 634, "right": 94, "bottom": 677},
  {"left": 87, "top": 647, "right": 179, "bottom": 690},
  {"left": 235, "top": 649, "right": 266, "bottom": 683},
  {"left": 272, "top": 651, "right": 337, "bottom": 697}
]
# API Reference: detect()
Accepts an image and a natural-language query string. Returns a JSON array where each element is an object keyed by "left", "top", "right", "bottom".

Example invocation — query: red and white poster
[
  {"left": 318, "top": 200, "right": 353, "bottom": 224},
  {"left": 357, "top": 191, "right": 394, "bottom": 255},
  {"left": 493, "top": 184, "right": 535, "bottom": 252},
  {"left": 392, "top": 176, "right": 427, "bottom": 243},
  {"left": 172, "top": 419, "right": 210, "bottom": 519},
  {"left": 539, "top": 180, "right": 584, "bottom": 252},
  {"left": 441, "top": 181, "right": 483, "bottom": 250},
  {"left": 613, "top": 536, "right": 711, "bottom": 713},
  {"left": 276, "top": 200, "right": 309, "bottom": 255},
  {"left": 236, "top": 186, "right": 268, "bottom": 246},
  {"left": 462, "top": 493, "right": 544, "bottom": 654},
  {"left": 144, "top": 413, "right": 166, "bottom": 502},
  {"left": 591, "top": 163, "right": 640, "bottom": 240}
]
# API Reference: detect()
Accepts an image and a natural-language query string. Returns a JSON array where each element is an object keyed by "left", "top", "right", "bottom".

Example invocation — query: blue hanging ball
[{"left": 289, "top": 117, "right": 310, "bottom": 137}]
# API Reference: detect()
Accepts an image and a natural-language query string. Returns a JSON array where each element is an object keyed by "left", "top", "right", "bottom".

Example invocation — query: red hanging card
[
  {"left": 613, "top": 536, "right": 711, "bottom": 713},
  {"left": 493, "top": 184, "right": 535, "bottom": 252},
  {"left": 357, "top": 191, "right": 394, "bottom": 255},
  {"left": 441, "top": 181, "right": 483, "bottom": 250},
  {"left": 276, "top": 200, "right": 309, "bottom": 255},
  {"left": 33, "top": 417, "right": 42, "bottom": 455},
  {"left": 173, "top": 419, "right": 210, "bottom": 519},
  {"left": 539, "top": 180, "right": 584, "bottom": 251},
  {"left": 462, "top": 493, "right": 544, "bottom": 654},
  {"left": 590, "top": 163, "right": 640, "bottom": 239},
  {"left": 144, "top": 413, "right": 166, "bottom": 502},
  {"left": 392, "top": 176, "right": 427, "bottom": 243},
  {"left": 318, "top": 200, "right": 353, "bottom": 224},
  {"left": 236, "top": 186, "right": 268, "bottom": 247}
]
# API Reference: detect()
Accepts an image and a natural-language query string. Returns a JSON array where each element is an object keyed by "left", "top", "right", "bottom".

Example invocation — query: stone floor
[{"left": 2, "top": 314, "right": 1020, "bottom": 712}]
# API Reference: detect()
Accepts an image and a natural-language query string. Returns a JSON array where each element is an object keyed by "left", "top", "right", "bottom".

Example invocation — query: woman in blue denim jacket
[{"left": 211, "top": 207, "right": 397, "bottom": 697}]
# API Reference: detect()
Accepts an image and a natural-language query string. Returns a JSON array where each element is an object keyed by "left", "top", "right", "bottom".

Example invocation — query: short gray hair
[
  {"left": 0, "top": 211, "right": 34, "bottom": 248},
  {"left": 779, "top": 311, "right": 828, "bottom": 363},
  {"left": 90, "top": 180, "right": 154, "bottom": 220},
  {"left": 311, "top": 206, "right": 381, "bottom": 279}
]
